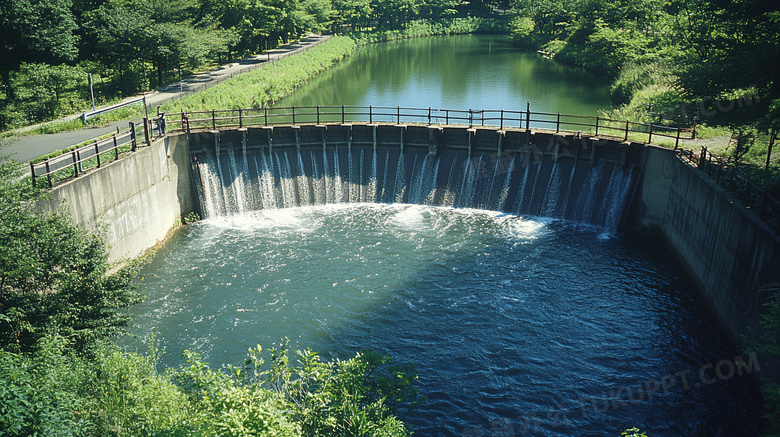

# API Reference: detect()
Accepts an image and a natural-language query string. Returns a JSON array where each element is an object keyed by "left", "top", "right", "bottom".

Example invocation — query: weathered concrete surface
[
  {"left": 40, "top": 134, "right": 195, "bottom": 263},
  {"left": 631, "top": 145, "right": 780, "bottom": 347}
]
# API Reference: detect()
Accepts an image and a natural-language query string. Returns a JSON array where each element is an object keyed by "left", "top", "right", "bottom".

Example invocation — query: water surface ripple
[{"left": 125, "top": 205, "right": 760, "bottom": 436}]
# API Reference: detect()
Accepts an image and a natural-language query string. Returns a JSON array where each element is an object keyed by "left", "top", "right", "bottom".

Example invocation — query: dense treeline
[
  {"left": 0, "top": 0, "right": 503, "bottom": 132},
  {"left": 507, "top": 0, "right": 779, "bottom": 164}
]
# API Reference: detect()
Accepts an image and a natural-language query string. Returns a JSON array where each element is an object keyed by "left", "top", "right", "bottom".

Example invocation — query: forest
[
  {"left": 507, "top": 0, "right": 779, "bottom": 169},
  {"left": 0, "top": 0, "right": 466, "bottom": 131},
  {"left": 1, "top": 1, "right": 778, "bottom": 144}
]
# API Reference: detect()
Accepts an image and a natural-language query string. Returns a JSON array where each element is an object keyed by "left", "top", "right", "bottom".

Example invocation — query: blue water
[{"left": 124, "top": 204, "right": 761, "bottom": 436}]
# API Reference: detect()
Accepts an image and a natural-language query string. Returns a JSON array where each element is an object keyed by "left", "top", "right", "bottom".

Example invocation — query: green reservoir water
[{"left": 275, "top": 34, "right": 612, "bottom": 115}]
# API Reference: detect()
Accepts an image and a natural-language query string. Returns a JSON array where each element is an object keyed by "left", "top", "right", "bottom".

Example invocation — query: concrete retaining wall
[
  {"left": 632, "top": 145, "right": 780, "bottom": 346},
  {"left": 41, "top": 134, "right": 196, "bottom": 263}
]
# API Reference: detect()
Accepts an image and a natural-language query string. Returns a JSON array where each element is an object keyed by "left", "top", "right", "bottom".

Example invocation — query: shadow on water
[
  {"left": 315, "top": 221, "right": 762, "bottom": 437},
  {"left": 124, "top": 203, "right": 761, "bottom": 437}
]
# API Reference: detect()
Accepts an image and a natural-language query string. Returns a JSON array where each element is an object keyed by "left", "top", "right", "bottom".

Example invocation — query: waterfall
[
  {"left": 296, "top": 150, "right": 311, "bottom": 206},
  {"left": 497, "top": 156, "right": 515, "bottom": 212},
  {"left": 368, "top": 148, "right": 378, "bottom": 203},
  {"left": 193, "top": 144, "right": 638, "bottom": 232}
]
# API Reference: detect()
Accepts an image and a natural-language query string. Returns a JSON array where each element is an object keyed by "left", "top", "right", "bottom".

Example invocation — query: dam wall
[
  {"left": 41, "top": 134, "right": 196, "bottom": 263},
  {"left": 187, "top": 125, "right": 642, "bottom": 230},
  {"left": 632, "top": 145, "right": 780, "bottom": 346},
  {"left": 42, "top": 124, "right": 780, "bottom": 352}
]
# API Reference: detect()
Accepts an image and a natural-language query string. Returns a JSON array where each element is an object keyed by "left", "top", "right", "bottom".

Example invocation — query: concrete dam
[
  {"left": 189, "top": 125, "right": 640, "bottom": 233},
  {"left": 45, "top": 121, "right": 780, "bottom": 362}
]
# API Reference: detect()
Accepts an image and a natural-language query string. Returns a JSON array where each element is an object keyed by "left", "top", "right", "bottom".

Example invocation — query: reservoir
[
  {"left": 122, "top": 35, "right": 761, "bottom": 435},
  {"left": 274, "top": 34, "right": 612, "bottom": 115}
]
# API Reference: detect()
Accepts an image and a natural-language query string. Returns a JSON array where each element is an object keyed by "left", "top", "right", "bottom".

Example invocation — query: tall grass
[{"left": 162, "top": 36, "right": 357, "bottom": 114}]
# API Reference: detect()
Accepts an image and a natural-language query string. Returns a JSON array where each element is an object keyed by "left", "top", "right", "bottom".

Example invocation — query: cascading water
[{"left": 192, "top": 145, "right": 637, "bottom": 233}]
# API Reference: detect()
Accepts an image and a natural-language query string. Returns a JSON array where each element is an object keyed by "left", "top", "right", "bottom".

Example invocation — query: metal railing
[
  {"left": 29, "top": 116, "right": 164, "bottom": 188},
  {"left": 80, "top": 95, "right": 147, "bottom": 122},
  {"left": 679, "top": 146, "right": 780, "bottom": 233},
  {"left": 169, "top": 104, "right": 691, "bottom": 147},
  {"left": 29, "top": 104, "right": 777, "bottom": 235}
]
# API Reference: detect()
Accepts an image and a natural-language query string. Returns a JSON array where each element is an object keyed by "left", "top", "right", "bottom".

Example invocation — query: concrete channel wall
[
  {"left": 632, "top": 145, "right": 780, "bottom": 347},
  {"left": 41, "top": 134, "right": 196, "bottom": 263}
]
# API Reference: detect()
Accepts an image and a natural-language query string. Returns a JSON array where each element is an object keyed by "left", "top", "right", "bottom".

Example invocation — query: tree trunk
[
  {"left": 156, "top": 53, "right": 164, "bottom": 88},
  {"left": 767, "top": 127, "right": 778, "bottom": 169},
  {"left": 1, "top": 69, "right": 13, "bottom": 101}
]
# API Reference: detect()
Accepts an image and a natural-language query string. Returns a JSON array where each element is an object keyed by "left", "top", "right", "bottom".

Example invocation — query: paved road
[{"left": 1, "top": 35, "right": 330, "bottom": 164}]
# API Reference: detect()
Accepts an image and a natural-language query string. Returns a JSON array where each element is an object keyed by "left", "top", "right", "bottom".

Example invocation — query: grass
[{"left": 162, "top": 36, "right": 358, "bottom": 114}]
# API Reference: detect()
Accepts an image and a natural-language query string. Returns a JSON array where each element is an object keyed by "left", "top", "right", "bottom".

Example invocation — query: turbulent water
[
  {"left": 192, "top": 145, "right": 637, "bottom": 233},
  {"left": 125, "top": 204, "right": 761, "bottom": 436}
]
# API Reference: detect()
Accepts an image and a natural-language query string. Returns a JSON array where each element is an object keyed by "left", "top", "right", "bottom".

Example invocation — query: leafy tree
[
  {"left": 332, "top": 0, "right": 373, "bottom": 31},
  {"left": 0, "top": 0, "right": 79, "bottom": 100},
  {"left": 13, "top": 63, "right": 85, "bottom": 121},
  {"left": 0, "top": 160, "right": 143, "bottom": 353}
]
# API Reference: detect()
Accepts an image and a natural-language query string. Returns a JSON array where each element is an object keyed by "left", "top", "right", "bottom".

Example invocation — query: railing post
[
  {"left": 699, "top": 147, "right": 707, "bottom": 170},
  {"left": 317, "top": 105, "right": 320, "bottom": 124},
  {"left": 445, "top": 110, "right": 449, "bottom": 125},
  {"left": 95, "top": 142, "right": 101, "bottom": 168},
  {"left": 341, "top": 105, "right": 345, "bottom": 124},
  {"left": 72, "top": 151, "right": 79, "bottom": 177},
  {"left": 45, "top": 160, "right": 52, "bottom": 188},
  {"left": 556, "top": 113, "right": 561, "bottom": 133},
  {"left": 624, "top": 120, "right": 629, "bottom": 141},
  {"left": 264, "top": 107, "right": 268, "bottom": 125},
  {"left": 526, "top": 101, "right": 531, "bottom": 130},
  {"left": 292, "top": 106, "right": 296, "bottom": 124},
  {"left": 369, "top": 105, "right": 373, "bottom": 124},
  {"left": 180, "top": 110, "right": 186, "bottom": 132},
  {"left": 648, "top": 123, "right": 653, "bottom": 144},
  {"left": 500, "top": 109, "right": 504, "bottom": 130},
  {"left": 595, "top": 116, "right": 599, "bottom": 136},
  {"left": 143, "top": 117, "right": 150, "bottom": 146},
  {"left": 113, "top": 135, "right": 119, "bottom": 161},
  {"left": 428, "top": 108, "right": 432, "bottom": 125},
  {"left": 397, "top": 106, "right": 400, "bottom": 124},
  {"left": 239, "top": 108, "right": 243, "bottom": 128},
  {"left": 211, "top": 110, "right": 216, "bottom": 129},
  {"left": 468, "top": 109, "right": 473, "bottom": 128},
  {"left": 130, "top": 122, "right": 137, "bottom": 152},
  {"left": 30, "top": 162, "right": 36, "bottom": 188},
  {"left": 675, "top": 128, "right": 681, "bottom": 150}
]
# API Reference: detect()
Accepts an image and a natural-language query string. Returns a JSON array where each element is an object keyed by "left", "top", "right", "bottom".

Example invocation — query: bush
[{"left": 508, "top": 16, "right": 539, "bottom": 49}]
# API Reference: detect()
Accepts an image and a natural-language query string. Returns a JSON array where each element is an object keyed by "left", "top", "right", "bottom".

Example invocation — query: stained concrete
[
  {"left": 39, "top": 134, "right": 195, "bottom": 263},
  {"left": 632, "top": 145, "right": 780, "bottom": 347}
]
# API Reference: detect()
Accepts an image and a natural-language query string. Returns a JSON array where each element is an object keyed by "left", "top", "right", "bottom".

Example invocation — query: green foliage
[
  {"left": 0, "top": 336, "right": 419, "bottom": 436},
  {"left": 0, "top": 335, "right": 90, "bottom": 436},
  {"left": 184, "top": 212, "right": 202, "bottom": 224},
  {"left": 82, "top": 341, "right": 192, "bottom": 436},
  {"left": 0, "top": 160, "right": 143, "bottom": 353},
  {"left": 622, "top": 428, "right": 649, "bottom": 437},
  {"left": 172, "top": 341, "right": 419, "bottom": 436},
  {"left": 507, "top": 16, "right": 538, "bottom": 49},
  {"left": 163, "top": 36, "right": 357, "bottom": 113},
  {"left": 346, "top": 17, "right": 504, "bottom": 45}
]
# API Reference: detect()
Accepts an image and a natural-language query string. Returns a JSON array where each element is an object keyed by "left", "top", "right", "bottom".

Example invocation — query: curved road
[{"left": 1, "top": 35, "right": 331, "bottom": 164}]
